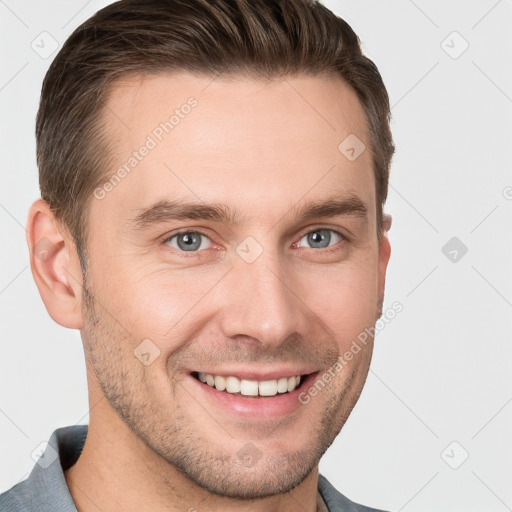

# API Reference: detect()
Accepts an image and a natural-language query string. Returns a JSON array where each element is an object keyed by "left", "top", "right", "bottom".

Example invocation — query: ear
[
  {"left": 377, "top": 214, "right": 392, "bottom": 317},
  {"left": 26, "top": 199, "right": 84, "bottom": 329}
]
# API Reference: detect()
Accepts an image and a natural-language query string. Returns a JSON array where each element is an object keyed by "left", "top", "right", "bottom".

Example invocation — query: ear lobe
[{"left": 27, "top": 199, "right": 84, "bottom": 329}]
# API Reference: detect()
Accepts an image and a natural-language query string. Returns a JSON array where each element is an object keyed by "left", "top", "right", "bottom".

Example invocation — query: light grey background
[{"left": 1, "top": 1, "right": 511, "bottom": 510}]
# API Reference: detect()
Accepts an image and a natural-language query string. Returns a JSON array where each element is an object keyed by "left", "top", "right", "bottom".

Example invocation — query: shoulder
[
  {"left": 0, "top": 425, "right": 88, "bottom": 512},
  {"left": 0, "top": 478, "right": 39, "bottom": 512},
  {"left": 318, "top": 474, "right": 392, "bottom": 512}
]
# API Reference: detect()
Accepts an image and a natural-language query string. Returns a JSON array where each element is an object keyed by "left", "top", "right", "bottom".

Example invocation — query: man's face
[{"left": 81, "top": 73, "right": 389, "bottom": 498}]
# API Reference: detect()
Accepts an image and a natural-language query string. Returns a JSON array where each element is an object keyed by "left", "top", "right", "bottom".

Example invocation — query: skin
[{"left": 27, "top": 73, "right": 391, "bottom": 512}]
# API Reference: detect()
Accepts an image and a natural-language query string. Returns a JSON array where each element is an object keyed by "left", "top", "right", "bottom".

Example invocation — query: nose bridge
[{"left": 220, "top": 248, "right": 300, "bottom": 346}]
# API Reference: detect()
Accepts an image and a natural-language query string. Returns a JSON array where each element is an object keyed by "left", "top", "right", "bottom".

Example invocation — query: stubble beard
[{"left": 80, "top": 276, "right": 371, "bottom": 499}]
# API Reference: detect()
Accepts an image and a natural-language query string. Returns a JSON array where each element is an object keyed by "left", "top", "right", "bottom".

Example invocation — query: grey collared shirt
[{"left": 0, "top": 425, "right": 389, "bottom": 511}]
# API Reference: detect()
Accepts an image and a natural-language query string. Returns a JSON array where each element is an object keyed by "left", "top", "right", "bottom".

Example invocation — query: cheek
[
  {"left": 299, "top": 261, "right": 379, "bottom": 345},
  {"left": 99, "top": 266, "right": 223, "bottom": 340},
  {"left": 87, "top": 237, "right": 380, "bottom": 351}
]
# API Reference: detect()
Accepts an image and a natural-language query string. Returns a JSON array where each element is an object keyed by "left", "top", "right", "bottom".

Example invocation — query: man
[{"left": 0, "top": 0, "right": 394, "bottom": 510}]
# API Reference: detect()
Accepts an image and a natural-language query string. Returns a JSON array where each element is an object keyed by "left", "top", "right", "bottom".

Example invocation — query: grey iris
[
  {"left": 177, "top": 232, "right": 202, "bottom": 251},
  {"left": 307, "top": 229, "right": 331, "bottom": 248}
]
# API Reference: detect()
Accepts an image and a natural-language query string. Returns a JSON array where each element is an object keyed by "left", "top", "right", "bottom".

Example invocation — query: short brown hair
[{"left": 36, "top": 0, "right": 394, "bottom": 268}]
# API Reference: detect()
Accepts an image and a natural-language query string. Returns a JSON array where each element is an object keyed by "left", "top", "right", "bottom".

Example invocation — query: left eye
[
  {"left": 297, "top": 229, "right": 342, "bottom": 249},
  {"left": 165, "top": 231, "right": 212, "bottom": 252}
]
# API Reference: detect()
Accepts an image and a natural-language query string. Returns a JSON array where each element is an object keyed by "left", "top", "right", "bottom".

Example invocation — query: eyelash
[{"left": 162, "top": 227, "right": 347, "bottom": 256}]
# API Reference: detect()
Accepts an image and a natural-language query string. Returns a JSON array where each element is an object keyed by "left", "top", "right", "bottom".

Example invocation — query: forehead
[{"left": 95, "top": 72, "right": 375, "bottom": 227}]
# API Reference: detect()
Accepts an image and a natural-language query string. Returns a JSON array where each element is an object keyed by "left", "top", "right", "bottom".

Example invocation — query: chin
[{"left": 174, "top": 450, "right": 318, "bottom": 499}]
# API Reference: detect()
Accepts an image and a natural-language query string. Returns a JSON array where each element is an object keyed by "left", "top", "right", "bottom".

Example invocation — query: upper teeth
[{"left": 197, "top": 373, "right": 302, "bottom": 396}]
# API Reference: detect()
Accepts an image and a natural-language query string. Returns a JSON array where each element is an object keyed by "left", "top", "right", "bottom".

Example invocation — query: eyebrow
[{"left": 128, "top": 193, "right": 368, "bottom": 230}]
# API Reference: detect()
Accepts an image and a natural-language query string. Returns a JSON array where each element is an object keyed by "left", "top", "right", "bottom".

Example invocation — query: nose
[{"left": 217, "top": 251, "right": 305, "bottom": 348}]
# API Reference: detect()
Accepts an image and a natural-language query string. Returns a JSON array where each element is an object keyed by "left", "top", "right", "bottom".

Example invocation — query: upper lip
[{"left": 190, "top": 368, "right": 318, "bottom": 381}]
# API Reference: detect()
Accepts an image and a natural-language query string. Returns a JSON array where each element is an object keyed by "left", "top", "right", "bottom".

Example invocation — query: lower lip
[{"left": 188, "top": 372, "right": 319, "bottom": 419}]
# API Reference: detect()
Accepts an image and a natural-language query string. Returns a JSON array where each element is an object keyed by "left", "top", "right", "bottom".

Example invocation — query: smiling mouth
[{"left": 192, "top": 372, "right": 309, "bottom": 397}]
